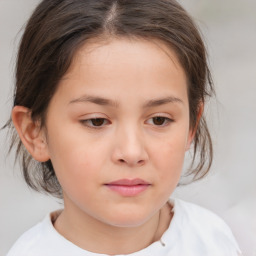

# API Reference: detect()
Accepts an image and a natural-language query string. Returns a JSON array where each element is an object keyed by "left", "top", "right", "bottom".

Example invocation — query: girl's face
[{"left": 44, "top": 38, "right": 192, "bottom": 227}]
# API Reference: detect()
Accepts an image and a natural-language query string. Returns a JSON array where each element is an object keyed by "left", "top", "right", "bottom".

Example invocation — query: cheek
[
  {"left": 49, "top": 143, "right": 103, "bottom": 206},
  {"left": 150, "top": 131, "right": 188, "bottom": 179},
  {"left": 46, "top": 128, "right": 106, "bottom": 185}
]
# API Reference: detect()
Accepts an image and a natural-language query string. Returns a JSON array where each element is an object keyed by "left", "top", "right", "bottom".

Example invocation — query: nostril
[
  {"left": 138, "top": 160, "right": 144, "bottom": 164},
  {"left": 118, "top": 159, "right": 145, "bottom": 166}
]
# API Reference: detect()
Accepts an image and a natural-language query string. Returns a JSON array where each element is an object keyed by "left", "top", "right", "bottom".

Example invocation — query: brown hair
[{"left": 6, "top": 0, "right": 214, "bottom": 198}]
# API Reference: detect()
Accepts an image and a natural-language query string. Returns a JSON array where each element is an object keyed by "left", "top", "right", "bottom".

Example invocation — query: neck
[{"left": 54, "top": 202, "right": 172, "bottom": 255}]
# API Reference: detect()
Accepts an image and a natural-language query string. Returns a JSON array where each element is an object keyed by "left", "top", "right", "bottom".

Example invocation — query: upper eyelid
[
  {"left": 78, "top": 113, "right": 110, "bottom": 119},
  {"left": 146, "top": 112, "right": 174, "bottom": 119},
  {"left": 80, "top": 117, "right": 110, "bottom": 123}
]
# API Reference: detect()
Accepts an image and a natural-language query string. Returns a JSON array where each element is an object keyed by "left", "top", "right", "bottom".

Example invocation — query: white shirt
[{"left": 7, "top": 199, "right": 242, "bottom": 256}]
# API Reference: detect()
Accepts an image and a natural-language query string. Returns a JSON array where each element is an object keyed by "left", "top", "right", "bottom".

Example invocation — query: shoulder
[
  {"left": 173, "top": 198, "right": 228, "bottom": 224},
  {"left": 6, "top": 210, "right": 90, "bottom": 256},
  {"left": 173, "top": 199, "right": 235, "bottom": 234},
  {"left": 163, "top": 198, "right": 242, "bottom": 256},
  {"left": 6, "top": 218, "right": 46, "bottom": 256},
  {"left": 6, "top": 210, "right": 69, "bottom": 256}
]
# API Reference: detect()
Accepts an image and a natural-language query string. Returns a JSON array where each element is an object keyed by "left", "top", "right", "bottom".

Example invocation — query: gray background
[{"left": 0, "top": 0, "right": 255, "bottom": 255}]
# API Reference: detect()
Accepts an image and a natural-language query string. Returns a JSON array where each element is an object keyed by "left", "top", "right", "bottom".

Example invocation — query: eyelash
[
  {"left": 80, "top": 116, "right": 174, "bottom": 129},
  {"left": 80, "top": 118, "right": 111, "bottom": 129},
  {"left": 146, "top": 116, "right": 173, "bottom": 126}
]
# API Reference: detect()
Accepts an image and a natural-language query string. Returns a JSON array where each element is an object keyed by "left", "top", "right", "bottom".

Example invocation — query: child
[{"left": 6, "top": 0, "right": 242, "bottom": 255}]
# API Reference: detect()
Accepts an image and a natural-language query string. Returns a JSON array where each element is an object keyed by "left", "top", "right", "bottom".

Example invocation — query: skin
[{"left": 12, "top": 38, "right": 195, "bottom": 254}]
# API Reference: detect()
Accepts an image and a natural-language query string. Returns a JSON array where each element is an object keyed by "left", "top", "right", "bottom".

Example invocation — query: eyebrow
[
  {"left": 142, "top": 96, "right": 183, "bottom": 108},
  {"left": 69, "top": 95, "right": 183, "bottom": 108},
  {"left": 69, "top": 95, "right": 119, "bottom": 107}
]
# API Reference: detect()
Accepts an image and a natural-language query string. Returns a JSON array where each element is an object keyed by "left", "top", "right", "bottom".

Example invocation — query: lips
[{"left": 104, "top": 179, "right": 151, "bottom": 197}]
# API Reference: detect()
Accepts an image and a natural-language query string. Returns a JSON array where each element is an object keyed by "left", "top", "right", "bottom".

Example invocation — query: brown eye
[
  {"left": 152, "top": 117, "right": 167, "bottom": 125},
  {"left": 81, "top": 118, "right": 109, "bottom": 128},
  {"left": 91, "top": 118, "right": 106, "bottom": 126}
]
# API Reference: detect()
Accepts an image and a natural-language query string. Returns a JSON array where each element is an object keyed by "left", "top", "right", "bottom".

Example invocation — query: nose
[{"left": 111, "top": 125, "right": 149, "bottom": 167}]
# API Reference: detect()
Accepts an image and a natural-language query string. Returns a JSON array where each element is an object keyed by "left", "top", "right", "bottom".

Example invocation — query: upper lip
[{"left": 106, "top": 179, "right": 150, "bottom": 186}]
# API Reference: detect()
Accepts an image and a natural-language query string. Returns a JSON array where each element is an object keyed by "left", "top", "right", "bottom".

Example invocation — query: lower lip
[{"left": 105, "top": 184, "right": 150, "bottom": 197}]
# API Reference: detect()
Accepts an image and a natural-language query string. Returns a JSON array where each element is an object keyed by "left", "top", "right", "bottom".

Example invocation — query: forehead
[
  {"left": 57, "top": 37, "right": 188, "bottom": 106},
  {"left": 64, "top": 37, "right": 185, "bottom": 79}
]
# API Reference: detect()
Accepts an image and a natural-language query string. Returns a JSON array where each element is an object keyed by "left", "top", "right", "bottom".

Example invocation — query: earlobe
[
  {"left": 186, "top": 103, "right": 204, "bottom": 151},
  {"left": 12, "top": 106, "right": 50, "bottom": 162}
]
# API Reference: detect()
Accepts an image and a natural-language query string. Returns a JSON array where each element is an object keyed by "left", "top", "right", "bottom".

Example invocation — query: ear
[
  {"left": 12, "top": 106, "right": 50, "bottom": 162},
  {"left": 186, "top": 103, "right": 204, "bottom": 151}
]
